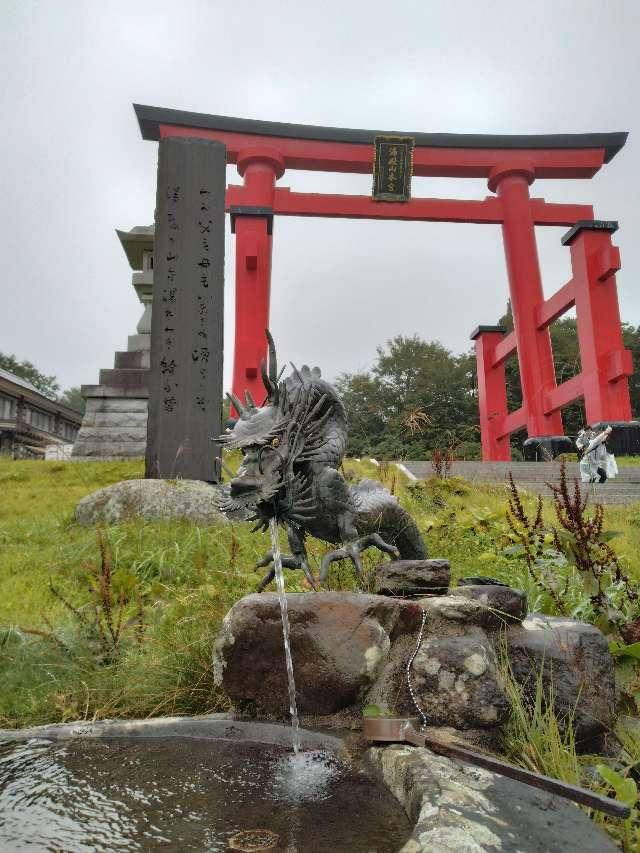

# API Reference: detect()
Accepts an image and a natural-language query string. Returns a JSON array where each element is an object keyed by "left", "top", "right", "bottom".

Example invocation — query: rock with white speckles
[
  {"left": 75, "top": 478, "right": 233, "bottom": 525},
  {"left": 411, "top": 629, "right": 509, "bottom": 729},
  {"left": 369, "top": 743, "right": 617, "bottom": 852}
]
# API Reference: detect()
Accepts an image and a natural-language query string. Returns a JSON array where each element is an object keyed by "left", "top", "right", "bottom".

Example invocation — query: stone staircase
[{"left": 401, "top": 460, "right": 640, "bottom": 506}]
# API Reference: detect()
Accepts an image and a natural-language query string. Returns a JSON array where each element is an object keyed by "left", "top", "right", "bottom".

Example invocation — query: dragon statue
[{"left": 220, "top": 332, "right": 427, "bottom": 592}]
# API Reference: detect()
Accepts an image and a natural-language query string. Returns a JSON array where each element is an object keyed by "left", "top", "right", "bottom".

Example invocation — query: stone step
[
  {"left": 81, "top": 384, "right": 149, "bottom": 399},
  {"left": 402, "top": 460, "right": 640, "bottom": 505},
  {"left": 98, "top": 368, "right": 150, "bottom": 391},
  {"left": 406, "top": 461, "right": 640, "bottom": 480},
  {"left": 114, "top": 350, "right": 150, "bottom": 369}
]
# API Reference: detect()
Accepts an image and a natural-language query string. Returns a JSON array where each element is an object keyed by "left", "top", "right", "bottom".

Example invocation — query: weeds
[
  {"left": 505, "top": 473, "right": 569, "bottom": 614},
  {"left": 505, "top": 461, "right": 640, "bottom": 635},
  {"left": 430, "top": 448, "right": 453, "bottom": 478},
  {"left": 501, "top": 653, "right": 640, "bottom": 849},
  {"left": 548, "top": 461, "right": 638, "bottom": 634},
  {"left": 502, "top": 653, "right": 581, "bottom": 784}
]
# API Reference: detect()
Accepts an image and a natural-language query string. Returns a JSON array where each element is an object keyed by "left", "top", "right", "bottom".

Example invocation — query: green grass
[
  {"left": 3, "top": 455, "right": 640, "bottom": 729},
  {"left": 3, "top": 455, "right": 640, "bottom": 728}
]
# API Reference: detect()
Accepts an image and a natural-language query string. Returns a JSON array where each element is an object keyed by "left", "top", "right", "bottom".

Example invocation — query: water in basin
[{"left": 0, "top": 736, "right": 410, "bottom": 852}]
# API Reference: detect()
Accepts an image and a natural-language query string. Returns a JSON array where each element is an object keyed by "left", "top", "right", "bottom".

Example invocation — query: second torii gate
[{"left": 134, "top": 104, "right": 632, "bottom": 460}]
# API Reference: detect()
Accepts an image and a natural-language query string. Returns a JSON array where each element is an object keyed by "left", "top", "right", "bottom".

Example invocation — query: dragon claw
[
  {"left": 255, "top": 551, "right": 318, "bottom": 592},
  {"left": 319, "top": 533, "right": 400, "bottom": 584}
]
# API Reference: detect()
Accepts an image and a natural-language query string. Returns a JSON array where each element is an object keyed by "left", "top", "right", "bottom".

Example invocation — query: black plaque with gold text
[{"left": 372, "top": 135, "right": 414, "bottom": 202}]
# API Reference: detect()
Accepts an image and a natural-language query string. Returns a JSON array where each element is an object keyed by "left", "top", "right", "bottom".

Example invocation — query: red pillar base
[{"left": 471, "top": 325, "right": 511, "bottom": 461}]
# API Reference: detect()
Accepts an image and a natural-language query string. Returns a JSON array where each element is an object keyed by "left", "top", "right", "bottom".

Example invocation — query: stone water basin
[
  {"left": 0, "top": 716, "right": 410, "bottom": 852},
  {"left": 0, "top": 714, "right": 620, "bottom": 852}
]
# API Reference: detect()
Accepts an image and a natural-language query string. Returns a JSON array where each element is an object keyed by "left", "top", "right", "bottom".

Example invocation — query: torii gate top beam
[{"left": 134, "top": 104, "right": 627, "bottom": 179}]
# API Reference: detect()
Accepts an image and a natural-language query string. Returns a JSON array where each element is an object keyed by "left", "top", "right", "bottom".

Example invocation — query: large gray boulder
[
  {"left": 506, "top": 614, "right": 616, "bottom": 748},
  {"left": 213, "top": 591, "right": 618, "bottom": 746},
  {"left": 75, "top": 478, "right": 230, "bottom": 526},
  {"left": 214, "top": 592, "right": 423, "bottom": 716}
]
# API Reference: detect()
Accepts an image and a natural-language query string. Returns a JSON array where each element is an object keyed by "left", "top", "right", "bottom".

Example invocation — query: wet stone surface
[
  {"left": 0, "top": 737, "right": 411, "bottom": 853},
  {"left": 215, "top": 592, "right": 422, "bottom": 716}
]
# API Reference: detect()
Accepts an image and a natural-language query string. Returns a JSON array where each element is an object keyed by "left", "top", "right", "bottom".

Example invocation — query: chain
[{"left": 406, "top": 607, "right": 428, "bottom": 729}]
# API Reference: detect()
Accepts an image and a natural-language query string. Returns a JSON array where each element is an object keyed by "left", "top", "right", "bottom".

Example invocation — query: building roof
[
  {"left": 0, "top": 367, "right": 43, "bottom": 395},
  {"left": 133, "top": 103, "right": 628, "bottom": 164},
  {"left": 0, "top": 368, "right": 83, "bottom": 424}
]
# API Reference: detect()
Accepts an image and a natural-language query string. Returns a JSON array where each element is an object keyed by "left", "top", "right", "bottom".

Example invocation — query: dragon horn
[
  {"left": 244, "top": 390, "right": 257, "bottom": 410},
  {"left": 260, "top": 360, "right": 280, "bottom": 407},
  {"left": 226, "top": 392, "right": 246, "bottom": 418},
  {"left": 266, "top": 329, "right": 278, "bottom": 385},
  {"left": 260, "top": 358, "right": 272, "bottom": 398}
]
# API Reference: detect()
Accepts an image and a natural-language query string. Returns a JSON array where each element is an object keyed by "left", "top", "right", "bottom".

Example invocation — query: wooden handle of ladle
[{"left": 402, "top": 724, "right": 630, "bottom": 819}]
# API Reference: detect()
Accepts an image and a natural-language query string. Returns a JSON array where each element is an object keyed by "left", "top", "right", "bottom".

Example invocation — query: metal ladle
[{"left": 363, "top": 716, "right": 630, "bottom": 819}]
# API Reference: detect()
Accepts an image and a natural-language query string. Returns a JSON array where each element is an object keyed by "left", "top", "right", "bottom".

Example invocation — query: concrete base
[{"left": 72, "top": 393, "right": 148, "bottom": 459}]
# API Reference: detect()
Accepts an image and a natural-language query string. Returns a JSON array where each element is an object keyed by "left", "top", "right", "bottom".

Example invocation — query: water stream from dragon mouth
[{"left": 269, "top": 517, "right": 301, "bottom": 754}]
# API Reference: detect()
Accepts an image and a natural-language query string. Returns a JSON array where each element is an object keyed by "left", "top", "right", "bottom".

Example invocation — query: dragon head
[{"left": 219, "top": 331, "right": 331, "bottom": 528}]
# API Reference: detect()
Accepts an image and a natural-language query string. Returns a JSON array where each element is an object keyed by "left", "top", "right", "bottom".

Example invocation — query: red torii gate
[{"left": 134, "top": 105, "right": 632, "bottom": 461}]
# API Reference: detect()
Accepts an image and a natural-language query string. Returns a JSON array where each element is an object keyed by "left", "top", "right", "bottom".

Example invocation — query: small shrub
[
  {"left": 505, "top": 461, "right": 639, "bottom": 634},
  {"left": 505, "top": 473, "right": 569, "bottom": 614}
]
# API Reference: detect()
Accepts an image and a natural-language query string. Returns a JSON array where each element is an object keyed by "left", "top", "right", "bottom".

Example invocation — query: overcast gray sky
[{"left": 2, "top": 0, "right": 639, "bottom": 393}]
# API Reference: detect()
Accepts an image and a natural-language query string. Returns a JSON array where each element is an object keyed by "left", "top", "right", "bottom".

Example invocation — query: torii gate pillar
[
  {"left": 230, "top": 148, "right": 285, "bottom": 409},
  {"left": 489, "top": 165, "right": 563, "bottom": 439}
]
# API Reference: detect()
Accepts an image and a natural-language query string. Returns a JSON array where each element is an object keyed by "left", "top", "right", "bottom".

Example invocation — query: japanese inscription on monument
[
  {"left": 146, "top": 137, "right": 226, "bottom": 482},
  {"left": 372, "top": 135, "right": 414, "bottom": 202}
]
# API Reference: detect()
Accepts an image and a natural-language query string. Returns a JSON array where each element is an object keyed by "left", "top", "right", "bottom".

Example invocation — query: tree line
[{"left": 6, "top": 309, "right": 640, "bottom": 460}]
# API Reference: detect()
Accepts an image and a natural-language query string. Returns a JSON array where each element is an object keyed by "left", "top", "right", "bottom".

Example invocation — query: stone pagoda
[{"left": 72, "top": 226, "right": 154, "bottom": 459}]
